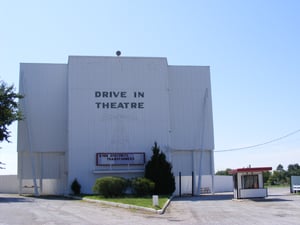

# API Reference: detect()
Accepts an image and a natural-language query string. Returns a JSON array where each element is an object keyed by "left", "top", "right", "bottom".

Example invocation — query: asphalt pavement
[{"left": 0, "top": 187, "right": 299, "bottom": 225}]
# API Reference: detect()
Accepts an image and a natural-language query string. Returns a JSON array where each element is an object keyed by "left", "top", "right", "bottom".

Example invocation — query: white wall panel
[
  {"left": 18, "top": 152, "right": 65, "bottom": 180},
  {"left": 213, "top": 175, "right": 233, "bottom": 192},
  {"left": 67, "top": 56, "right": 171, "bottom": 193},
  {"left": 168, "top": 66, "right": 214, "bottom": 150},
  {"left": 18, "top": 63, "right": 67, "bottom": 152},
  {"left": 0, "top": 175, "right": 19, "bottom": 193}
]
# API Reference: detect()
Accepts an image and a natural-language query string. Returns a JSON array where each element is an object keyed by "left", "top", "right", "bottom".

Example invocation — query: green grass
[{"left": 83, "top": 195, "right": 170, "bottom": 209}]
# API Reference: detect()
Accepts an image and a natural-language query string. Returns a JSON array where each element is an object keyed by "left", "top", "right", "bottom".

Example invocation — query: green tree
[
  {"left": 276, "top": 164, "right": 284, "bottom": 171},
  {"left": 0, "top": 80, "right": 23, "bottom": 142},
  {"left": 263, "top": 171, "right": 271, "bottom": 185},
  {"left": 145, "top": 142, "right": 175, "bottom": 195},
  {"left": 287, "top": 163, "right": 300, "bottom": 176},
  {"left": 0, "top": 161, "right": 5, "bottom": 169},
  {"left": 0, "top": 80, "right": 23, "bottom": 168},
  {"left": 215, "top": 168, "right": 232, "bottom": 175},
  {"left": 268, "top": 164, "right": 288, "bottom": 185}
]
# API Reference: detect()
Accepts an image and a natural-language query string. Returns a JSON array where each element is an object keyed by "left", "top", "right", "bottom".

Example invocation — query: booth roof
[{"left": 229, "top": 167, "right": 272, "bottom": 174}]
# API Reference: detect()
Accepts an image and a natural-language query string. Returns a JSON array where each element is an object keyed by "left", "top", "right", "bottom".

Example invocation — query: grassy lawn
[{"left": 83, "top": 195, "right": 170, "bottom": 209}]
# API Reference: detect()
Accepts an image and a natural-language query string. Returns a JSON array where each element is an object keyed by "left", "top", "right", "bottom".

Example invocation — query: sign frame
[{"left": 96, "top": 152, "right": 145, "bottom": 166}]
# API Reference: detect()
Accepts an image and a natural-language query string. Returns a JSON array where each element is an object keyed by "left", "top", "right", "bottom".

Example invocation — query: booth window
[{"left": 242, "top": 175, "right": 259, "bottom": 189}]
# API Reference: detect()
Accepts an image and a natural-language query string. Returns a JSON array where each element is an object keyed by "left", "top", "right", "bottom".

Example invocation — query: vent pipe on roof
[{"left": 116, "top": 50, "right": 121, "bottom": 56}]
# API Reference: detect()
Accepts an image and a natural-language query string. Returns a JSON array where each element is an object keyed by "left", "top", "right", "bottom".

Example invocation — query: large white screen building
[{"left": 17, "top": 55, "right": 214, "bottom": 195}]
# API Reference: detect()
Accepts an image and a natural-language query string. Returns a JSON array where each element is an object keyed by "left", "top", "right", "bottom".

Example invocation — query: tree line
[{"left": 215, "top": 164, "right": 300, "bottom": 185}]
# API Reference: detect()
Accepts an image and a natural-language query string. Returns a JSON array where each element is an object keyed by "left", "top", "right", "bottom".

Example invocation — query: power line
[{"left": 215, "top": 129, "right": 300, "bottom": 153}]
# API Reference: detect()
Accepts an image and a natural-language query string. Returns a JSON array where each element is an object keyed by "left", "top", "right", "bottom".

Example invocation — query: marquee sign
[{"left": 96, "top": 152, "right": 145, "bottom": 166}]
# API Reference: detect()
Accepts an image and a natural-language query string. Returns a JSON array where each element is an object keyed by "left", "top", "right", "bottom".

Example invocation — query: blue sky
[{"left": 1, "top": 0, "right": 300, "bottom": 174}]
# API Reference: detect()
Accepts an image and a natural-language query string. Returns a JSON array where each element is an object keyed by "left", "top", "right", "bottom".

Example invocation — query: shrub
[
  {"left": 145, "top": 142, "right": 175, "bottom": 195},
  {"left": 93, "top": 176, "right": 128, "bottom": 198},
  {"left": 71, "top": 178, "right": 81, "bottom": 195},
  {"left": 131, "top": 177, "right": 155, "bottom": 196}
]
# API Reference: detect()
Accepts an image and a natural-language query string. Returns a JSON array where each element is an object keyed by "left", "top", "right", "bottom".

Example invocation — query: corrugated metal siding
[
  {"left": 18, "top": 152, "right": 65, "bottom": 179},
  {"left": 18, "top": 63, "right": 68, "bottom": 152},
  {"left": 168, "top": 66, "right": 214, "bottom": 150}
]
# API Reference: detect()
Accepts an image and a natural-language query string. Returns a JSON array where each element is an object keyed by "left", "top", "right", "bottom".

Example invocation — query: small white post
[{"left": 152, "top": 195, "right": 159, "bottom": 206}]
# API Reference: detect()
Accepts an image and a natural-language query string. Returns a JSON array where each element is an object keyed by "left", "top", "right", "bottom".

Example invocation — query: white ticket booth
[{"left": 230, "top": 167, "right": 272, "bottom": 199}]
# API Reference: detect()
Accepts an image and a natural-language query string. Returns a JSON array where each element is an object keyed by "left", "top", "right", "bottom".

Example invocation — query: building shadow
[
  {"left": 249, "top": 197, "right": 292, "bottom": 202},
  {"left": 0, "top": 196, "right": 33, "bottom": 203},
  {"left": 172, "top": 193, "right": 234, "bottom": 202},
  {"left": 33, "top": 195, "right": 79, "bottom": 201},
  {"left": 0, "top": 194, "right": 80, "bottom": 203}
]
